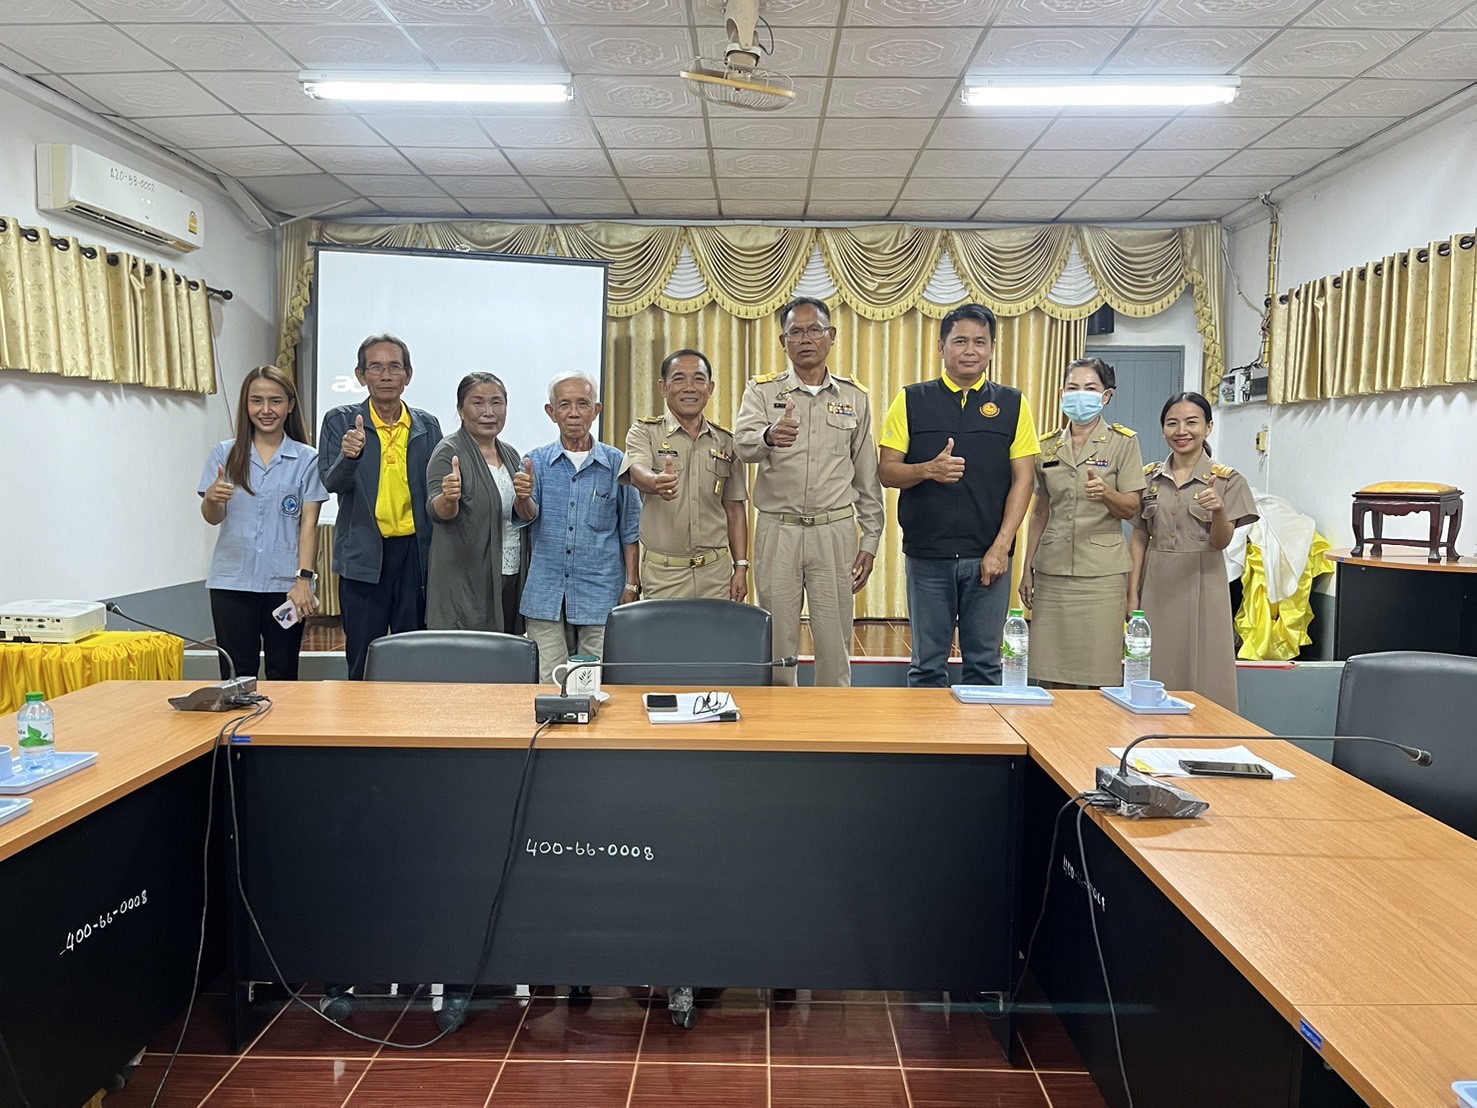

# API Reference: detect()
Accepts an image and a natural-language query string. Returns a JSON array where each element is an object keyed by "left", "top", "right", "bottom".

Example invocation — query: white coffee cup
[
  {"left": 554, "top": 655, "right": 602, "bottom": 696},
  {"left": 1129, "top": 679, "right": 1167, "bottom": 706},
  {"left": 0, "top": 745, "right": 12, "bottom": 779}
]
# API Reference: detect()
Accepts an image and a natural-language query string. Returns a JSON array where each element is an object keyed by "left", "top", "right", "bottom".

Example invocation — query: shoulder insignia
[
  {"left": 1143, "top": 462, "right": 1158, "bottom": 476},
  {"left": 1210, "top": 462, "right": 1236, "bottom": 479},
  {"left": 636, "top": 415, "right": 663, "bottom": 424},
  {"left": 829, "top": 372, "right": 869, "bottom": 394},
  {"left": 752, "top": 371, "right": 783, "bottom": 384},
  {"left": 1110, "top": 423, "right": 1136, "bottom": 437},
  {"left": 708, "top": 421, "right": 732, "bottom": 437}
]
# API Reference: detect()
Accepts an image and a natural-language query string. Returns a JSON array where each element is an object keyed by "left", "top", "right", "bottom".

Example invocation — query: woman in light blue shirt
[{"left": 198, "top": 366, "right": 328, "bottom": 680}]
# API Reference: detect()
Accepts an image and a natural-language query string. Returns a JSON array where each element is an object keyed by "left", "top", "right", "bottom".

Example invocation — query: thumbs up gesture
[
  {"left": 341, "top": 413, "right": 367, "bottom": 459},
  {"left": 205, "top": 463, "right": 235, "bottom": 505},
  {"left": 512, "top": 457, "right": 534, "bottom": 500},
  {"left": 927, "top": 437, "right": 966, "bottom": 484},
  {"left": 1084, "top": 468, "right": 1107, "bottom": 501},
  {"left": 441, "top": 455, "right": 462, "bottom": 503},
  {"left": 1194, "top": 473, "right": 1224, "bottom": 515},
  {"left": 768, "top": 394, "right": 800, "bottom": 449},
  {"left": 653, "top": 455, "right": 679, "bottom": 501}
]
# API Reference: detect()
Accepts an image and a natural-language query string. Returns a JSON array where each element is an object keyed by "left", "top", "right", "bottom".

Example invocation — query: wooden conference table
[{"left": 2, "top": 680, "right": 1475, "bottom": 1108}]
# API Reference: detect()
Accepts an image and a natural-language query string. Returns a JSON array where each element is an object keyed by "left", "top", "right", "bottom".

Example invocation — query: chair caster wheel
[
  {"left": 672, "top": 1007, "right": 696, "bottom": 1029},
  {"left": 436, "top": 993, "right": 469, "bottom": 1034},
  {"left": 319, "top": 993, "right": 354, "bottom": 1022}
]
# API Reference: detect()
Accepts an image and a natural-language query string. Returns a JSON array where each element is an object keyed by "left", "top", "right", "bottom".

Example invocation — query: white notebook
[{"left": 646, "top": 692, "right": 740, "bottom": 724}]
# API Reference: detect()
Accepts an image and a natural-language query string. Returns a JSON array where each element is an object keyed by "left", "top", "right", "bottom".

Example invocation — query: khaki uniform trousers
[
  {"left": 754, "top": 513, "right": 856, "bottom": 687},
  {"left": 641, "top": 549, "right": 732, "bottom": 600},
  {"left": 526, "top": 615, "right": 607, "bottom": 685}
]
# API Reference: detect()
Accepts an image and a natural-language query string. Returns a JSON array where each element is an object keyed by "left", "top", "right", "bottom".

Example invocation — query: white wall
[
  {"left": 0, "top": 75, "right": 277, "bottom": 603},
  {"left": 1087, "top": 289, "right": 1204, "bottom": 394},
  {"left": 1220, "top": 100, "right": 1477, "bottom": 555}
]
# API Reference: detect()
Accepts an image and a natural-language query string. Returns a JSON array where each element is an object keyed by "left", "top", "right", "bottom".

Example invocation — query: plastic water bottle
[
  {"left": 16, "top": 691, "right": 55, "bottom": 774},
  {"left": 1123, "top": 610, "right": 1152, "bottom": 688},
  {"left": 1002, "top": 608, "right": 1029, "bottom": 688}
]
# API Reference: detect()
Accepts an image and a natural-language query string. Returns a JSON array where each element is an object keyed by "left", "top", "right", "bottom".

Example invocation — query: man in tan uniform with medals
[
  {"left": 621, "top": 349, "right": 750, "bottom": 601},
  {"left": 735, "top": 297, "right": 885, "bottom": 687}
]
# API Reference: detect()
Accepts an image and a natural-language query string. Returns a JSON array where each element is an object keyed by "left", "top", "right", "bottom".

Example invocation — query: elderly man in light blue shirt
[{"left": 516, "top": 371, "right": 641, "bottom": 683}]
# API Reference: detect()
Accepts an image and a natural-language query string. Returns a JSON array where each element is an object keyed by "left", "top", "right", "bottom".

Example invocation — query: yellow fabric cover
[
  {"left": 1235, "top": 536, "right": 1334, "bottom": 661},
  {"left": 1355, "top": 481, "right": 1460, "bottom": 496},
  {"left": 0, "top": 631, "right": 183, "bottom": 714}
]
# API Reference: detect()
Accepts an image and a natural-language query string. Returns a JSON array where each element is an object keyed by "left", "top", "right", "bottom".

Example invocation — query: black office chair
[
  {"left": 602, "top": 599, "right": 774, "bottom": 687},
  {"left": 364, "top": 629, "right": 539, "bottom": 684},
  {"left": 1334, "top": 650, "right": 1477, "bottom": 838}
]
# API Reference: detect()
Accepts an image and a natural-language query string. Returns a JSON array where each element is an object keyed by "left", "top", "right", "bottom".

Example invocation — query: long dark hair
[
  {"left": 226, "top": 366, "right": 307, "bottom": 495},
  {"left": 1159, "top": 391, "right": 1214, "bottom": 456}
]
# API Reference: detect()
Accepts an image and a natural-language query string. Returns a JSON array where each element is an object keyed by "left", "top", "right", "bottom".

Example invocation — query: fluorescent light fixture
[
  {"left": 962, "top": 75, "right": 1239, "bottom": 108},
  {"left": 299, "top": 71, "right": 572, "bottom": 104}
]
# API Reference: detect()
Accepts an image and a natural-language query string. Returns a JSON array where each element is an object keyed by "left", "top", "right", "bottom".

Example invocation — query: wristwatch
[
  {"left": 298, "top": 569, "right": 316, "bottom": 581},
  {"left": 623, "top": 582, "right": 641, "bottom": 594},
  {"left": 734, "top": 560, "right": 750, "bottom": 568}
]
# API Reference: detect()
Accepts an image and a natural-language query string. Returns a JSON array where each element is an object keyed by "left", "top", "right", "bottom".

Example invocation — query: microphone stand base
[
  {"left": 534, "top": 693, "right": 598, "bottom": 725},
  {"left": 1095, "top": 765, "right": 1208, "bottom": 819},
  {"left": 169, "top": 677, "right": 259, "bottom": 712}
]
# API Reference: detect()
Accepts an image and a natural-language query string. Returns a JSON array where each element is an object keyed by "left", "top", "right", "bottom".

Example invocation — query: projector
[{"left": 0, "top": 600, "right": 107, "bottom": 644}]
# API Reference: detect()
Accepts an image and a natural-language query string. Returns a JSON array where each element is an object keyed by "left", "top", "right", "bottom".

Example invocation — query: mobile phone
[
  {"left": 643, "top": 693, "right": 678, "bottom": 712},
  {"left": 1178, "top": 759, "right": 1273, "bottom": 779},
  {"left": 272, "top": 600, "right": 300, "bottom": 629}
]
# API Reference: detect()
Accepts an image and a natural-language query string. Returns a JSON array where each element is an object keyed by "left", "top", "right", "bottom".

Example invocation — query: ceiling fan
[{"left": 681, "top": 0, "right": 795, "bottom": 112}]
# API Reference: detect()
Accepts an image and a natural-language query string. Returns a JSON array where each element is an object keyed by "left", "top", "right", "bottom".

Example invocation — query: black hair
[
  {"left": 1065, "top": 356, "right": 1115, "bottom": 390},
  {"left": 939, "top": 302, "right": 997, "bottom": 344},
  {"left": 777, "top": 296, "right": 832, "bottom": 331},
  {"left": 660, "top": 348, "right": 713, "bottom": 381},
  {"left": 1160, "top": 391, "right": 1214, "bottom": 456},
  {"left": 456, "top": 371, "right": 505, "bottom": 409},
  {"left": 357, "top": 333, "right": 412, "bottom": 374}
]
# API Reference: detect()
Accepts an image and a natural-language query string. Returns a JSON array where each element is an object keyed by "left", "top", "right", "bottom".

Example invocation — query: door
[{"left": 1086, "top": 346, "right": 1184, "bottom": 453}]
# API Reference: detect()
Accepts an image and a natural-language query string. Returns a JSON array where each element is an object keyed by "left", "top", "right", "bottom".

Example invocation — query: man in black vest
[{"left": 878, "top": 304, "right": 1039, "bottom": 686}]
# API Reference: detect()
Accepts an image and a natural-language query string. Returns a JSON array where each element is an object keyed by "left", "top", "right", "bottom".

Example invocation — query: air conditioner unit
[{"left": 36, "top": 143, "right": 204, "bottom": 253}]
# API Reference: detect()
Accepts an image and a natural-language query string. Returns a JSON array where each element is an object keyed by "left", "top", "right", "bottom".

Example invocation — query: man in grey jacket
[{"left": 318, "top": 333, "right": 443, "bottom": 680}]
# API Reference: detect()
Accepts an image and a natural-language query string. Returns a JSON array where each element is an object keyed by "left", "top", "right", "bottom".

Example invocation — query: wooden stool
[{"left": 1350, "top": 482, "right": 1463, "bottom": 562}]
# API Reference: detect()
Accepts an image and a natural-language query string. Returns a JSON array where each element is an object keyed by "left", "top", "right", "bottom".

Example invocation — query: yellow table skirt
[{"left": 0, "top": 631, "right": 183, "bottom": 714}]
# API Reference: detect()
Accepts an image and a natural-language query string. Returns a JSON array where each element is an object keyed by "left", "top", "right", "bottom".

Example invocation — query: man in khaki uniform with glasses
[
  {"left": 621, "top": 348, "right": 750, "bottom": 601},
  {"left": 735, "top": 296, "right": 884, "bottom": 687}
]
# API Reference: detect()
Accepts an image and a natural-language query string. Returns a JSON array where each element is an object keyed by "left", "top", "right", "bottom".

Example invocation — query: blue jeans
[{"left": 905, "top": 554, "right": 1013, "bottom": 688}]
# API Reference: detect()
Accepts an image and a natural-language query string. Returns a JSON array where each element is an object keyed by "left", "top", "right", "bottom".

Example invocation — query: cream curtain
[
  {"left": 0, "top": 216, "right": 216, "bottom": 393},
  {"left": 1268, "top": 230, "right": 1477, "bottom": 404}
]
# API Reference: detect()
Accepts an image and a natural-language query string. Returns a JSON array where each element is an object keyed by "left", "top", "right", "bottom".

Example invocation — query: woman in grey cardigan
[{"left": 426, "top": 372, "right": 533, "bottom": 632}]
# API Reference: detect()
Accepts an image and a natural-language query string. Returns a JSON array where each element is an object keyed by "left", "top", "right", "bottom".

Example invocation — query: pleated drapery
[{"left": 0, "top": 216, "right": 216, "bottom": 394}]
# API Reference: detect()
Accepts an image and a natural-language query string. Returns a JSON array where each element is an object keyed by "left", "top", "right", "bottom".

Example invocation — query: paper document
[
  {"left": 1108, "top": 745, "right": 1294, "bottom": 780},
  {"left": 646, "top": 692, "right": 740, "bottom": 724}
]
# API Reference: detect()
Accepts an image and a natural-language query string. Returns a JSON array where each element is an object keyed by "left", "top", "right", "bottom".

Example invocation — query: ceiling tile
[
  {"left": 595, "top": 116, "right": 708, "bottom": 148},
  {"left": 400, "top": 147, "right": 514, "bottom": 175},
  {"left": 197, "top": 144, "right": 317, "bottom": 176},
  {"left": 1102, "top": 27, "right": 1274, "bottom": 72},
  {"left": 928, "top": 117, "right": 1052, "bottom": 148},
  {"left": 1297, "top": 0, "right": 1472, "bottom": 27},
  {"left": 68, "top": 71, "right": 233, "bottom": 115},
  {"left": 1176, "top": 175, "right": 1284, "bottom": 197},
  {"left": 574, "top": 75, "right": 701, "bottom": 116},
  {"left": 500, "top": 147, "right": 615, "bottom": 175},
  {"left": 75, "top": 0, "right": 239, "bottom": 18},
  {"left": 713, "top": 149, "right": 812, "bottom": 177},
  {"left": 140, "top": 114, "right": 274, "bottom": 148},
  {"left": 621, "top": 178, "right": 716, "bottom": 199},
  {"left": 249, "top": 113, "right": 386, "bottom": 145},
  {"left": 913, "top": 149, "right": 1022, "bottom": 177},
  {"left": 313, "top": 197, "right": 381, "bottom": 217},
  {"left": 819, "top": 118, "right": 931, "bottom": 149},
  {"left": 847, "top": 0, "right": 999, "bottom": 25},
  {"left": 32, "top": 75, "right": 114, "bottom": 112},
  {"left": 1034, "top": 116, "right": 1173, "bottom": 149},
  {"left": 260, "top": 23, "right": 430, "bottom": 66},
  {"left": 998, "top": 0, "right": 1158, "bottom": 23},
  {"left": 1082, "top": 176, "right": 1196, "bottom": 200},
  {"left": 226, "top": 0, "right": 387, "bottom": 20},
  {"left": 5, "top": 23, "right": 172, "bottom": 71},
  {"left": 242, "top": 172, "right": 359, "bottom": 215},
  {"left": 1061, "top": 199, "right": 1161, "bottom": 220},
  {"left": 812, "top": 149, "right": 919, "bottom": 178},
  {"left": 300, "top": 146, "right": 418, "bottom": 173},
  {"left": 732, "top": 27, "right": 836, "bottom": 78},
  {"left": 430, "top": 175, "right": 537, "bottom": 197},
  {"left": 1185, "top": 75, "right": 1344, "bottom": 115},
  {"left": 548, "top": 25, "right": 693, "bottom": 73},
  {"left": 458, "top": 197, "right": 551, "bottom": 217},
  {"left": 717, "top": 178, "right": 808, "bottom": 200},
  {"left": 809, "top": 178, "right": 905, "bottom": 201},
  {"left": 1145, "top": 198, "right": 1237, "bottom": 219},
  {"left": 630, "top": 199, "right": 723, "bottom": 218},
  {"left": 1011, "top": 149, "right": 1126, "bottom": 176},
  {"left": 1370, "top": 30, "right": 1477, "bottom": 79},
  {"left": 899, "top": 177, "right": 998, "bottom": 201},
  {"left": 368, "top": 196, "right": 469, "bottom": 215},
  {"left": 538, "top": 0, "right": 685, "bottom": 23},
  {"left": 721, "top": 199, "right": 808, "bottom": 218},
  {"left": 1256, "top": 114, "right": 1402, "bottom": 147},
  {"left": 711, "top": 116, "right": 823, "bottom": 149},
  {"left": 1209, "top": 146, "right": 1335, "bottom": 176},
  {"left": 1, "top": 0, "right": 98, "bottom": 20},
  {"left": 406, "top": 25, "right": 562, "bottom": 67},
  {"left": 354, "top": 114, "right": 486, "bottom": 147},
  {"left": 991, "top": 177, "right": 1094, "bottom": 200},
  {"left": 381, "top": 0, "right": 535, "bottom": 23},
  {"left": 832, "top": 28, "right": 979, "bottom": 78},
  {"left": 1142, "top": 116, "right": 1279, "bottom": 148},
  {"left": 0, "top": 42, "right": 48, "bottom": 74},
  {"left": 1303, "top": 77, "right": 1469, "bottom": 115},
  {"left": 1450, "top": 3, "right": 1477, "bottom": 25},
  {"left": 805, "top": 201, "right": 897, "bottom": 218},
  {"left": 126, "top": 22, "right": 298, "bottom": 69},
  {"left": 973, "top": 27, "right": 1127, "bottom": 72},
  {"left": 544, "top": 198, "right": 636, "bottom": 217},
  {"left": 478, "top": 115, "right": 603, "bottom": 148},
  {"left": 531, "top": 176, "right": 629, "bottom": 198},
  {"left": 890, "top": 200, "right": 982, "bottom": 220},
  {"left": 1111, "top": 148, "right": 1233, "bottom": 175},
  {"left": 189, "top": 71, "right": 351, "bottom": 114},
  {"left": 1242, "top": 28, "right": 1414, "bottom": 76},
  {"left": 825, "top": 78, "right": 958, "bottom": 118},
  {"left": 975, "top": 199, "right": 1070, "bottom": 221},
  {"left": 336, "top": 173, "right": 446, "bottom": 196},
  {"left": 1150, "top": 0, "right": 1316, "bottom": 25},
  {"left": 609, "top": 148, "right": 712, "bottom": 175}
]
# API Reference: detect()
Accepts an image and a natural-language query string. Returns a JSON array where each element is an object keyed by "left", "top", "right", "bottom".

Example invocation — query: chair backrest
[
  {"left": 1334, "top": 650, "right": 1477, "bottom": 838},
  {"left": 602, "top": 599, "right": 774, "bottom": 686},
  {"left": 364, "top": 630, "right": 539, "bottom": 684}
]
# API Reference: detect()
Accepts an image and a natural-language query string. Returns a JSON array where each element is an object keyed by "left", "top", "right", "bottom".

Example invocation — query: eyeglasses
[
  {"left": 364, "top": 363, "right": 406, "bottom": 378},
  {"left": 694, "top": 691, "right": 731, "bottom": 715},
  {"left": 783, "top": 324, "right": 829, "bottom": 342}
]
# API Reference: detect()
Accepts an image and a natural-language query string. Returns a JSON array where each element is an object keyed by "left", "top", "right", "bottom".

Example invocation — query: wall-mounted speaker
[{"left": 1086, "top": 304, "right": 1115, "bottom": 335}]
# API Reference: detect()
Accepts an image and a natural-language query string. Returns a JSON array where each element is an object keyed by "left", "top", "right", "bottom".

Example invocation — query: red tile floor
[{"left": 106, "top": 986, "right": 1108, "bottom": 1108}]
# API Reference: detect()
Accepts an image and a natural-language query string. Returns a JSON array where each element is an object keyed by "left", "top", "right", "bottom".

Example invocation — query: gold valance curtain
[
  {"left": 0, "top": 216, "right": 216, "bottom": 393},
  {"left": 1268, "top": 231, "right": 1477, "bottom": 404}
]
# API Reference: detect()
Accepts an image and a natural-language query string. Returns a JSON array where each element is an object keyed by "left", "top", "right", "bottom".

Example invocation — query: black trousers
[
  {"left": 209, "top": 588, "right": 306, "bottom": 680},
  {"left": 339, "top": 534, "right": 425, "bottom": 680}
]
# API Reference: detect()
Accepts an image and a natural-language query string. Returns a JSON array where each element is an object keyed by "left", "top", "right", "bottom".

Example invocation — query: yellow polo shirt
[
  {"left": 370, "top": 403, "right": 415, "bottom": 538},
  {"left": 879, "top": 374, "right": 1039, "bottom": 458}
]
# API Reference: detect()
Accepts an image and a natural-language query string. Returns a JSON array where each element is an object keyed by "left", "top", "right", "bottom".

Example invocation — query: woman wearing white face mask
[{"left": 1019, "top": 357, "right": 1147, "bottom": 687}]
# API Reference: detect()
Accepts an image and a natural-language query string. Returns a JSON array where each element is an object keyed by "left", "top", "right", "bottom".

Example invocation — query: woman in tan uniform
[
  {"left": 1020, "top": 357, "right": 1146, "bottom": 686},
  {"left": 1129, "top": 391, "right": 1258, "bottom": 709}
]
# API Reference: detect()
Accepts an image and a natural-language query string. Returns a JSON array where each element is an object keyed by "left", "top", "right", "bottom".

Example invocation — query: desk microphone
[
  {"left": 103, "top": 601, "right": 258, "bottom": 712},
  {"left": 1097, "top": 732, "right": 1434, "bottom": 819},
  {"left": 535, "top": 657, "right": 799, "bottom": 724}
]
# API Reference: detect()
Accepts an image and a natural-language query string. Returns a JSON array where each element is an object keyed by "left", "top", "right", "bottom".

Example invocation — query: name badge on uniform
[
  {"left": 656, "top": 447, "right": 679, "bottom": 460},
  {"left": 1043, "top": 460, "right": 1061, "bottom": 469},
  {"left": 826, "top": 402, "right": 856, "bottom": 417}
]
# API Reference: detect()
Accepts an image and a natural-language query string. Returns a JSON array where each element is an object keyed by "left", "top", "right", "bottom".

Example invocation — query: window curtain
[
  {"left": 0, "top": 216, "right": 216, "bottom": 393},
  {"left": 1268, "top": 230, "right": 1477, "bottom": 404}
]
